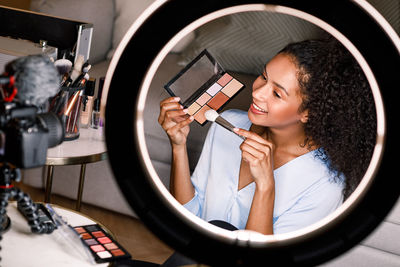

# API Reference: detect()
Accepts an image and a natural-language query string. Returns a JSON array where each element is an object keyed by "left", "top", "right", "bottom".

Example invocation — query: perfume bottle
[
  {"left": 90, "top": 98, "right": 100, "bottom": 129},
  {"left": 80, "top": 78, "right": 95, "bottom": 128}
]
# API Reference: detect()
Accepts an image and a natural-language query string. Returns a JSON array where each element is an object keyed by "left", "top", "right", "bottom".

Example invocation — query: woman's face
[{"left": 248, "top": 53, "right": 308, "bottom": 128}]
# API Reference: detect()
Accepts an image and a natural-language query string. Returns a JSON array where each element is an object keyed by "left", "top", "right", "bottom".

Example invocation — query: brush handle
[{"left": 215, "top": 116, "right": 245, "bottom": 140}]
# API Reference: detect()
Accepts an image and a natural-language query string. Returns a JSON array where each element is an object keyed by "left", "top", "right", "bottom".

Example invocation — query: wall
[{"left": 0, "top": 0, "right": 30, "bottom": 10}]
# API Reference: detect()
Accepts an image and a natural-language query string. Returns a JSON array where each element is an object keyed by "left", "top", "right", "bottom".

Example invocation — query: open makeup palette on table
[
  {"left": 164, "top": 49, "right": 245, "bottom": 125},
  {"left": 73, "top": 224, "right": 131, "bottom": 263}
]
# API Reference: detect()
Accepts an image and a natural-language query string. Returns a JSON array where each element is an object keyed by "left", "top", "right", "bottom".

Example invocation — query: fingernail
[
  {"left": 174, "top": 97, "right": 181, "bottom": 102},
  {"left": 233, "top": 128, "right": 239, "bottom": 132},
  {"left": 183, "top": 108, "right": 188, "bottom": 114},
  {"left": 189, "top": 116, "right": 194, "bottom": 121}
]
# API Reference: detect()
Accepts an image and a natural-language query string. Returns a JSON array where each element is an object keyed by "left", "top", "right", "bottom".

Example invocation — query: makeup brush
[
  {"left": 54, "top": 58, "right": 73, "bottom": 75},
  {"left": 204, "top": 109, "right": 245, "bottom": 140},
  {"left": 69, "top": 54, "right": 85, "bottom": 84}
]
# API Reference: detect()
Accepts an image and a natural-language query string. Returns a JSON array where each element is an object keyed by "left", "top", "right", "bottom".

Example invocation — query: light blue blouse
[{"left": 184, "top": 109, "right": 344, "bottom": 234}]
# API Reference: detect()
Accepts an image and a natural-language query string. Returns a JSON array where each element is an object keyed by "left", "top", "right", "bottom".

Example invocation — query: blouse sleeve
[
  {"left": 183, "top": 122, "right": 217, "bottom": 216},
  {"left": 273, "top": 177, "right": 344, "bottom": 235}
]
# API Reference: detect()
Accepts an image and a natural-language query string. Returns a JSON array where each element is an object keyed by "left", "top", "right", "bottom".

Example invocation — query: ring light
[{"left": 104, "top": 0, "right": 400, "bottom": 265}]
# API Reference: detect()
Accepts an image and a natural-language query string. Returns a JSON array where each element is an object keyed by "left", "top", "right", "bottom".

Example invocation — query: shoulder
[
  {"left": 297, "top": 150, "right": 345, "bottom": 205},
  {"left": 274, "top": 149, "right": 344, "bottom": 213}
]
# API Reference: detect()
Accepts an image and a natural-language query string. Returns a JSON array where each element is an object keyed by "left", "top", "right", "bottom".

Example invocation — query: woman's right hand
[{"left": 158, "top": 97, "right": 194, "bottom": 146}]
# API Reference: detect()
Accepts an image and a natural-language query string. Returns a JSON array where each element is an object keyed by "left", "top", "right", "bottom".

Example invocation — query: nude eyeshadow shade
[{"left": 164, "top": 49, "right": 245, "bottom": 125}]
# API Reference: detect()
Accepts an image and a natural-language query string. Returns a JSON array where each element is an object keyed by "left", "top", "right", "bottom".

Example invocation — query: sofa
[{"left": 20, "top": 0, "right": 400, "bottom": 266}]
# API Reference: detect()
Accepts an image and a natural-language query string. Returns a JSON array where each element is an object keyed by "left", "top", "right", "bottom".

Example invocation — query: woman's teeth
[{"left": 252, "top": 103, "right": 267, "bottom": 113}]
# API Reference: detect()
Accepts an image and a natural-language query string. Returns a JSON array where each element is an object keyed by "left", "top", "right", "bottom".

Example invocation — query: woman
[{"left": 158, "top": 38, "right": 376, "bottom": 235}]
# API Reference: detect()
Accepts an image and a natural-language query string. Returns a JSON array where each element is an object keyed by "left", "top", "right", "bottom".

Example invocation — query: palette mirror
[{"left": 104, "top": 1, "right": 399, "bottom": 266}]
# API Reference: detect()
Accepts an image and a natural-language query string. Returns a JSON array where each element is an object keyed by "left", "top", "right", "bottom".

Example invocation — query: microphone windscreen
[{"left": 5, "top": 55, "right": 61, "bottom": 107}]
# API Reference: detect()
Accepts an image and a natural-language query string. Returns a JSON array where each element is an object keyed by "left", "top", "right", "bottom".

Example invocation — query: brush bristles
[
  {"left": 205, "top": 109, "right": 219, "bottom": 122},
  {"left": 54, "top": 59, "right": 72, "bottom": 75}
]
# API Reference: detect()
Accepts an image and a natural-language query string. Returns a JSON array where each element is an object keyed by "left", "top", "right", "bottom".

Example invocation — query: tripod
[{"left": 0, "top": 162, "right": 55, "bottom": 254}]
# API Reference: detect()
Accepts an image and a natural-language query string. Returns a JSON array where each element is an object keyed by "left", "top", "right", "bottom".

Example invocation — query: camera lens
[{"left": 37, "top": 112, "right": 64, "bottom": 148}]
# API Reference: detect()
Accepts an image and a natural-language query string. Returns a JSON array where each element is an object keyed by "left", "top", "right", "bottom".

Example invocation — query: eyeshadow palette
[
  {"left": 164, "top": 49, "right": 245, "bottom": 125},
  {"left": 73, "top": 224, "right": 131, "bottom": 263}
]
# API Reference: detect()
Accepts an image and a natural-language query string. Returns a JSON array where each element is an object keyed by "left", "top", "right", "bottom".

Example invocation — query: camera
[{"left": 0, "top": 101, "right": 64, "bottom": 169}]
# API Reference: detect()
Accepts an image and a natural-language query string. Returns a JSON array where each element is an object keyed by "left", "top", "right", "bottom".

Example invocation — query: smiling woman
[{"left": 158, "top": 37, "right": 376, "bottom": 240}]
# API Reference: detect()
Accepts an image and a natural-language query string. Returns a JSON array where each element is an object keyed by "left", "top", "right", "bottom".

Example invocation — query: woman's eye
[
  {"left": 274, "top": 91, "right": 281, "bottom": 98},
  {"left": 261, "top": 73, "right": 268, "bottom": 81}
]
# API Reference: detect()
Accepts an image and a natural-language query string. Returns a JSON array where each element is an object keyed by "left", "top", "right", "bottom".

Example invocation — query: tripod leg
[
  {"left": 0, "top": 190, "right": 12, "bottom": 260},
  {"left": 0, "top": 191, "right": 11, "bottom": 232},
  {"left": 13, "top": 188, "right": 54, "bottom": 234}
]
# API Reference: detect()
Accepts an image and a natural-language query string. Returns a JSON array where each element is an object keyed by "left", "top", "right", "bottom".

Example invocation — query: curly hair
[{"left": 279, "top": 38, "right": 377, "bottom": 200}]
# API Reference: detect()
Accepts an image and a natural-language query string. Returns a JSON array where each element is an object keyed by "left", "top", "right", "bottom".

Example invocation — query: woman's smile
[{"left": 250, "top": 102, "right": 268, "bottom": 114}]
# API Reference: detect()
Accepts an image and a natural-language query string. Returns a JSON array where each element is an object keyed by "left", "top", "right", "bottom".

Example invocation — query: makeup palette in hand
[{"left": 164, "top": 49, "right": 245, "bottom": 125}]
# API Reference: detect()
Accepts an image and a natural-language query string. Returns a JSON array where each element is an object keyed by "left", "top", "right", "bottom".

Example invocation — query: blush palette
[
  {"left": 73, "top": 224, "right": 131, "bottom": 263},
  {"left": 164, "top": 49, "right": 245, "bottom": 125}
]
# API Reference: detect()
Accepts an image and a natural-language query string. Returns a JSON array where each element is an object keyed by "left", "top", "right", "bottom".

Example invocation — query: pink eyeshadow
[
  {"left": 217, "top": 73, "right": 233, "bottom": 86},
  {"left": 196, "top": 93, "right": 211, "bottom": 106},
  {"left": 90, "top": 244, "right": 105, "bottom": 252},
  {"left": 98, "top": 236, "right": 112, "bottom": 244}
]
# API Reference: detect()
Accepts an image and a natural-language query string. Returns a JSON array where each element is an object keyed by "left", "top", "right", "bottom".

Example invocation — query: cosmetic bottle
[
  {"left": 90, "top": 98, "right": 100, "bottom": 129},
  {"left": 80, "top": 78, "right": 95, "bottom": 128}
]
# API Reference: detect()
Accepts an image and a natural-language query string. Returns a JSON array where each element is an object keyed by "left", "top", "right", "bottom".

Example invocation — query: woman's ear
[{"left": 300, "top": 110, "right": 309, "bottom": 123}]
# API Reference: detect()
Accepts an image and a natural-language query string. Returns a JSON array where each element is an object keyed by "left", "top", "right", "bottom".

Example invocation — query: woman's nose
[{"left": 252, "top": 81, "right": 269, "bottom": 101}]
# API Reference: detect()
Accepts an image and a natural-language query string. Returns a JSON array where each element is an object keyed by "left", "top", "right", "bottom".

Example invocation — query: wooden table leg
[
  {"left": 45, "top": 165, "right": 54, "bottom": 203},
  {"left": 76, "top": 163, "right": 86, "bottom": 211}
]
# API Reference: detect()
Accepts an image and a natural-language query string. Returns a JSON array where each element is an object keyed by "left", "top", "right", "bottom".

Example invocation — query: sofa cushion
[
  {"left": 106, "top": 0, "right": 155, "bottom": 60},
  {"left": 322, "top": 244, "right": 400, "bottom": 267},
  {"left": 30, "top": 0, "right": 114, "bottom": 64},
  {"left": 178, "top": 11, "right": 324, "bottom": 76}
]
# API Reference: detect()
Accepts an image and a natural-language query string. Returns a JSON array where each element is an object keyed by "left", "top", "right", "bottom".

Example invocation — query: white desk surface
[
  {"left": 47, "top": 127, "right": 106, "bottom": 159},
  {"left": 46, "top": 127, "right": 107, "bottom": 165},
  {"left": 2, "top": 202, "right": 109, "bottom": 267}
]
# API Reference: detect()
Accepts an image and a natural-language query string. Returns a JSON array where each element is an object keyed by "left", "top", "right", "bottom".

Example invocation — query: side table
[
  {"left": 2, "top": 202, "right": 110, "bottom": 267},
  {"left": 45, "top": 127, "right": 107, "bottom": 211}
]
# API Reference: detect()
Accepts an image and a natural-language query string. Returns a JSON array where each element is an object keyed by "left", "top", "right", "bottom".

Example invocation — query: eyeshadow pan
[
  {"left": 85, "top": 239, "right": 98, "bottom": 246},
  {"left": 194, "top": 105, "right": 211, "bottom": 124},
  {"left": 206, "top": 83, "right": 222, "bottom": 96},
  {"left": 217, "top": 73, "right": 233, "bottom": 86},
  {"left": 92, "top": 231, "right": 105, "bottom": 238},
  {"left": 207, "top": 91, "right": 229, "bottom": 110},
  {"left": 91, "top": 244, "right": 105, "bottom": 252},
  {"left": 81, "top": 233, "right": 92, "bottom": 239},
  {"left": 187, "top": 102, "right": 201, "bottom": 116},
  {"left": 86, "top": 225, "right": 100, "bottom": 232},
  {"left": 196, "top": 93, "right": 211, "bottom": 106},
  {"left": 221, "top": 79, "right": 243, "bottom": 97},
  {"left": 98, "top": 236, "right": 112, "bottom": 244},
  {"left": 111, "top": 249, "right": 125, "bottom": 256},
  {"left": 97, "top": 251, "right": 112, "bottom": 259},
  {"left": 74, "top": 227, "right": 86, "bottom": 234},
  {"left": 104, "top": 243, "right": 118, "bottom": 250}
]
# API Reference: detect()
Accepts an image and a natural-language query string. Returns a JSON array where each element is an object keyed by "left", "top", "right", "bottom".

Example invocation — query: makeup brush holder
[{"left": 49, "top": 86, "right": 85, "bottom": 141}]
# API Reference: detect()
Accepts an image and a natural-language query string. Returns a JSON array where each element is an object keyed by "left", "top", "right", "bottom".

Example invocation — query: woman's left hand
[{"left": 234, "top": 128, "right": 275, "bottom": 191}]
